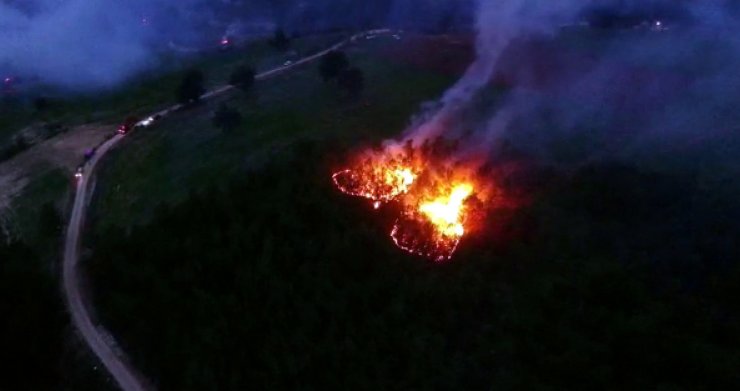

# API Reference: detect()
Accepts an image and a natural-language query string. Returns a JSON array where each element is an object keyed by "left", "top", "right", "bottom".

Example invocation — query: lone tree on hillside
[
  {"left": 270, "top": 28, "right": 290, "bottom": 51},
  {"left": 176, "top": 69, "right": 206, "bottom": 104},
  {"left": 33, "top": 97, "right": 51, "bottom": 113},
  {"left": 229, "top": 65, "right": 256, "bottom": 93},
  {"left": 319, "top": 50, "right": 349, "bottom": 82},
  {"left": 338, "top": 67, "right": 365, "bottom": 98},
  {"left": 212, "top": 104, "right": 242, "bottom": 132}
]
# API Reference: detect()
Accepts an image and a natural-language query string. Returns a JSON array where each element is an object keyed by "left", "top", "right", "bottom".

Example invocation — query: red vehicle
[{"left": 117, "top": 116, "right": 139, "bottom": 135}]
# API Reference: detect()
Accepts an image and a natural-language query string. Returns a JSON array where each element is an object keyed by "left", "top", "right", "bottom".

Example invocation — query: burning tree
[
  {"left": 332, "top": 138, "right": 493, "bottom": 261},
  {"left": 332, "top": 145, "right": 420, "bottom": 207}
]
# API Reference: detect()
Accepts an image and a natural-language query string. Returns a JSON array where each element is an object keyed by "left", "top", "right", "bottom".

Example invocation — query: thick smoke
[
  {"left": 0, "top": 0, "right": 209, "bottom": 90},
  {"left": 0, "top": 0, "right": 473, "bottom": 91},
  {"left": 408, "top": 0, "right": 590, "bottom": 142},
  {"left": 406, "top": 0, "right": 740, "bottom": 175}
]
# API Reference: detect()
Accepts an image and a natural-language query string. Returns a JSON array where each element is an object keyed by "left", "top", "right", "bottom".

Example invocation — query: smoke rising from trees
[{"left": 406, "top": 0, "right": 740, "bottom": 176}]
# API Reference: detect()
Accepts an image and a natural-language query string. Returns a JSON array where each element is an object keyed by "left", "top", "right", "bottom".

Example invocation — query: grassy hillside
[
  {"left": 1, "top": 34, "right": 358, "bottom": 245},
  {"left": 87, "top": 141, "right": 740, "bottom": 390},
  {"left": 80, "top": 31, "right": 740, "bottom": 391},
  {"left": 89, "top": 37, "right": 455, "bottom": 233},
  {"left": 0, "top": 34, "right": 345, "bottom": 151},
  {"left": 4, "top": 32, "right": 401, "bottom": 391}
]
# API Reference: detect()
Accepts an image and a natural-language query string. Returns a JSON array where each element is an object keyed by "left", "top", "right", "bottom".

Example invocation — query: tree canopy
[
  {"left": 0, "top": 238, "right": 112, "bottom": 391},
  {"left": 319, "top": 50, "right": 349, "bottom": 82},
  {"left": 88, "top": 141, "right": 740, "bottom": 391},
  {"left": 176, "top": 69, "right": 206, "bottom": 104},
  {"left": 229, "top": 65, "right": 256, "bottom": 93},
  {"left": 212, "top": 104, "right": 243, "bottom": 132},
  {"left": 338, "top": 67, "right": 365, "bottom": 97},
  {"left": 269, "top": 28, "right": 291, "bottom": 51}
]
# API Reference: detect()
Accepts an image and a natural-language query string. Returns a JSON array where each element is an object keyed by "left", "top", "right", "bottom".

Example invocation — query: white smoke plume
[
  {"left": 403, "top": 0, "right": 740, "bottom": 176},
  {"left": 406, "top": 0, "right": 593, "bottom": 142},
  {"left": 0, "top": 0, "right": 207, "bottom": 90}
]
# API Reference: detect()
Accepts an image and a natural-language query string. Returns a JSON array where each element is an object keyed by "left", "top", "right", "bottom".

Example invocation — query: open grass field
[
  {"left": 8, "top": 166, "right": 69, "bottom": 245},
  {"left": 1, "top": 34, "right": 358, "bottom": 243},
  {"left": 0, "top": 34, "right": 346, "bottom": 148},
  {"left": 89, "top": 35, "right": 459, "bottom": 234}
]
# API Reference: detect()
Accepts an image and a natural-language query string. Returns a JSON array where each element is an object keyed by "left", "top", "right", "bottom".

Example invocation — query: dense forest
[
  {"left": 0, "top": 239, "right": 66, "bottom": 390},
  {"left": 0, "top": 235, "right": 112, "bottom": 390},
  {"left": 88, "top": 141, "right": 740, "bottom": 390}
]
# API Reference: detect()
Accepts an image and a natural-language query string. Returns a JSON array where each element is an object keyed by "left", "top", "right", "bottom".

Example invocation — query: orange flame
[
  {"left": 391, "top": 180, "right": 477, "bottom": 261},
  {"left": 333, "top": 146, "right": 485, "bottom": 261},
  {"left": 420, "top": 183, "right": 473, "bottom": 238},
  {"left": 332, "top": 153, "right": 419, "bottom": 205}
]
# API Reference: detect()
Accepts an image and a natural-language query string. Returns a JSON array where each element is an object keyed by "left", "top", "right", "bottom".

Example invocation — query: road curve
[{"left": 62, "top": 30, "right": 391, "bottom": 391}]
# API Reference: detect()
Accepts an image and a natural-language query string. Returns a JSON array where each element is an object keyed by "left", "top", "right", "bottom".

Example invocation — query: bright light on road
[{"left": 139, "top": 116, "right": 155, "bottom": 127}]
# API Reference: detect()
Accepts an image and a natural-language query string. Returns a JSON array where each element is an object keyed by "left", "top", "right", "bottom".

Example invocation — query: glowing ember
[{"left": 391, "top": 220, "right": 463, "bottom": 262}]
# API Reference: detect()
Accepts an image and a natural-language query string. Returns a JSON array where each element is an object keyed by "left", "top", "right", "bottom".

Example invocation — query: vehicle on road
[
  {"left": 75, "top": 166, "right": 84, "bottom": 180},
  {"left": 117, "top": 116, "right": 139, "bottom": 135},
  {"left": 138, "top": 116, "right": 157, "bottom": 127},
  {"left": 84, "top": 148, "right": 96, "bottom": 161}
]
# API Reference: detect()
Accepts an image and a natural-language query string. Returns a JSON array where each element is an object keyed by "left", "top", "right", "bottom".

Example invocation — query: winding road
[{"left": 62, "top": 30, "right": 391, "bottom": 391}]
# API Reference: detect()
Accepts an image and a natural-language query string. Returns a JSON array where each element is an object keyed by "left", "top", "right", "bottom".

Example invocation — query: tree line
[
  {"left": 178, "top": 46, "right": 365, "bottom": 134},
  {"left": 0, "top": 215, "right": 113, "bottom": 391}
]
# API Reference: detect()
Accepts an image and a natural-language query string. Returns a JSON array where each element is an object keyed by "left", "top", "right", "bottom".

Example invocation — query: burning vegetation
[
  {"left": 333, "top": 139, "right": 492, "bottom": 261},
  {"left": 332, "top": 151, "right": 421, "bottom": 208}
]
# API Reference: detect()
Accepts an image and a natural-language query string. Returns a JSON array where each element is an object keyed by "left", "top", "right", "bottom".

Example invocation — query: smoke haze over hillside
[
  {"left": 0, "top": 0, "right": 473, "bottom": 90},
  {"left": 404, "top": 0, "right": 740, "bottom": 175}
]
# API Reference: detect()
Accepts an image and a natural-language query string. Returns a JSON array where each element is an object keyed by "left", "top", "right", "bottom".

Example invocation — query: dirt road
[{"left": 62, "top": 30, "right": 390, "bottom": 391}]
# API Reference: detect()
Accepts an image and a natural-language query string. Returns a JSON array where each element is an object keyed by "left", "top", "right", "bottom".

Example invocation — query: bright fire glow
[
  {"left": 419, "top": 184, "right": 472, "bottom": 238},
  {"left": 333, "top": 148, "right": 484, "bottom": 262},
  {"left": 332, "top": 160, "right": 418, "bottom": 205},
  {"left": 391, "top": 181, "right": 476, "bottom": 261}
]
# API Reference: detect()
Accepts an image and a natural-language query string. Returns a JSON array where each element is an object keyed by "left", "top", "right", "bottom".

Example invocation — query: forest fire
[
  {"left": 420, "top": 183, "right": 473, "bottom": 238},
  {"left": 391, "top": 181, "right": 477, "bottom": 261},
  {"left": 332, "top": 152, "right": 420, "bottom": 208},
  {"left": 333, "top": 142, "right": 487, "bottom": 261}
]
